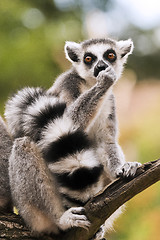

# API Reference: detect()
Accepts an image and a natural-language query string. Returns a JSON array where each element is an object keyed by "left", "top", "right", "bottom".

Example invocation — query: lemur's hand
[
  {"left": 97, "top": 66, "right": 117, "bottom": 87},
  {"left": 116, "top": 162, "right": 142, "bottom": 178}
]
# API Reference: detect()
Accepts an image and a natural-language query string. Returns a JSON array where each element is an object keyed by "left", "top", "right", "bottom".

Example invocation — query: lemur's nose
[
  {"left": 97, "top": 60, "right": 108, "bottom": 70},
  {"left": 94, "top": 60, "right": 108, "bottom": 77}
]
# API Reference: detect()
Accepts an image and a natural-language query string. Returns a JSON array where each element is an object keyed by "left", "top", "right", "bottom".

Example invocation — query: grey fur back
[{"left": 0, "top": 116, "right": 12, "bottom": 210}]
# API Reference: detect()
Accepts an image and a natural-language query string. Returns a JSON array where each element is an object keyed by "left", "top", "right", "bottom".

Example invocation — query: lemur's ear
[
  {"left": 65, "top": 41, "right": 81, "bottom": 63},
  {"left": 117, "top": 39, "right": 134, "bottom": 58}
]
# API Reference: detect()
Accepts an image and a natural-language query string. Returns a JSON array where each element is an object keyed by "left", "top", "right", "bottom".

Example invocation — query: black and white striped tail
[{"left": 5, "top": 86, "right": 103, "bottom": 208}]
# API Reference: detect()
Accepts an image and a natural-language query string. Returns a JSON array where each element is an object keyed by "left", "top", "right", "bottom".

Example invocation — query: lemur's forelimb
[{"left": 66, "top": 67, "right": 116, "bottom": 130}]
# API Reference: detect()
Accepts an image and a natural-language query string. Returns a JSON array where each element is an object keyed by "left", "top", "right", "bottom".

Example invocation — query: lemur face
[{"left": 65, "top": 38, "right": 134, "bottom": 82}]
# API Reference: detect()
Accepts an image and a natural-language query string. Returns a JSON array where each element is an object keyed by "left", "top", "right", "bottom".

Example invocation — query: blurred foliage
[
  {"left": 0, "top": 1, "right": 160, "bottom": 240},
  {"left": 0, "top": 0, "right": 83, "bottom": 113},
  {"left": 129, "top": 52, "right": 160, "bottom": 80},
  {"left": 123, "top": 26, "right": 160, "bottom": 80}
]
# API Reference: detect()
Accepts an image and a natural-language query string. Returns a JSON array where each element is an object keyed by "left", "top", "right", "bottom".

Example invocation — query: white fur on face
[
  {"left": 76, "top": 44, "right": 111, "bottom": 81},
  {"left": 65, "top": 39, "right": 133, "bottom": 85},
  {"left": 73, "top": 43, "right": 127, "bottom": 82}
]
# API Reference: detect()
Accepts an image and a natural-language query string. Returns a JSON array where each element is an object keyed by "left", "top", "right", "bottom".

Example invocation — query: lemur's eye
[
  {"left": 108, "top": 53, "right": 116, "bottom": 60},
  {"left": 84, "top": 56, "right": 92, "bottom": 63},
  {"left": 84, "top": 53, "right": 97, "bottom": 65},
  {"left": 104, "top": 50, "right": 117, "bottom": 62}
]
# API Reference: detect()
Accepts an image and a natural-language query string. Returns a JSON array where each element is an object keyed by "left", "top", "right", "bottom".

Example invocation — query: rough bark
[{"left": 0, "top": 159, "right": 159, "bottom": 240}]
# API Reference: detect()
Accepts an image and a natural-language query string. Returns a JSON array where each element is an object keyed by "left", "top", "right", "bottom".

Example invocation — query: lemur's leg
[
  {"left": 0, "top": 116, "right": 12, "bottom": 210},
  {"left": 9, "top": 137, "right": 90, "bottom": 234},
  {"left": 66, "top": 66, "right": 116, "bottom": 130}
]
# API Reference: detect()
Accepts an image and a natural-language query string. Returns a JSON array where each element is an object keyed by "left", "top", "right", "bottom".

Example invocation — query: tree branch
[{"left": 0, "top": 159, "right": 159, "bottom": 240}]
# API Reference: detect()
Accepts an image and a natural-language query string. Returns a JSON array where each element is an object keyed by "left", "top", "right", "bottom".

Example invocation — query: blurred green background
[{"left": 0, "top": 0, "right": 160, "bottom": 239}]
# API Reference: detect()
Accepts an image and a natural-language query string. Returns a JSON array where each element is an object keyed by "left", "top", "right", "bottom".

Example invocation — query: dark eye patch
[
  {"left": 83, "top": 52, "right": 97, "bottom": 66},
  {"left": 103, "top": 49, "right": 117, "bottom": 63}
]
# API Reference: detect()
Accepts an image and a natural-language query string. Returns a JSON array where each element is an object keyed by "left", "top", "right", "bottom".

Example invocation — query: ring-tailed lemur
[{"left": 4, "top": 38, "right": 141, "bottom": 239}]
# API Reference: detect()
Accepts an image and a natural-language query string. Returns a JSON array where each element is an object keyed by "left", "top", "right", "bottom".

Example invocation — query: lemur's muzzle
[{"left": 94, "top": 60, "right": 108, "bottom": 77}]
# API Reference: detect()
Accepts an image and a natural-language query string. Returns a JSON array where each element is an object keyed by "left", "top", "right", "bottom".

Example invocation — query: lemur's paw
[
  {"left": 59, "top": 207, "right": 90, "bottom": 231},
  {"left": 97, "top": 66, "right": 117, "bottom": 86},
  {"left": 116, "top": 162, "right": 142, "bottom": 178}
]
